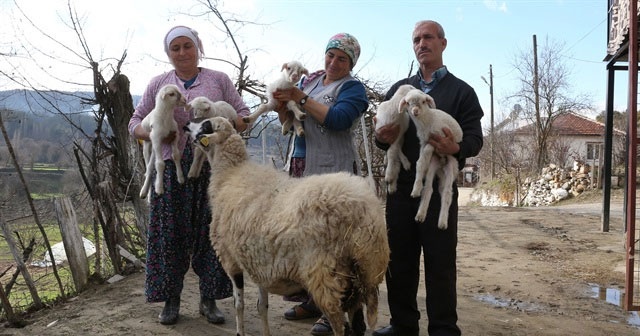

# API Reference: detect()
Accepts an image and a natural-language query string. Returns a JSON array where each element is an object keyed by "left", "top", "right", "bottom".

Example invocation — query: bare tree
[
  {"left": 508, "top": 35, "right": 592, "bottom": 172},
  {"left": 1, "top": 1, "right": 144, "bottom": 277}
]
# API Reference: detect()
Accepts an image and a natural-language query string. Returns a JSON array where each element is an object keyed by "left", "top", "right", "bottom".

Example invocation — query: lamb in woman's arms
[
  {"left": 242, "top": 60, "right": 309, "bottom": 136},
  {"left": 184, "top": 96, "right": 237, "bottom": 178},
  {"left": 139, "top": 84, "right": 186, "bottom": 198}
]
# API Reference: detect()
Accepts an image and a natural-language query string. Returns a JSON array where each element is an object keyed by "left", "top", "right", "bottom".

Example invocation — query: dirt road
[{"left": 3, "top": 191, "right": 639, "bottom": 335}]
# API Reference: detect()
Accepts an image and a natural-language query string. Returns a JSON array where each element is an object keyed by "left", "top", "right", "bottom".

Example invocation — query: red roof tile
[{"left": 512, "top": 112, "right": 625, "bottom": 136}]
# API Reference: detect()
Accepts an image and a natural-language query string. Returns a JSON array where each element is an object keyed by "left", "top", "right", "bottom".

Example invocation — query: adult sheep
[{"left": 185, "top": 116, "right": 389, "bottom": 336}]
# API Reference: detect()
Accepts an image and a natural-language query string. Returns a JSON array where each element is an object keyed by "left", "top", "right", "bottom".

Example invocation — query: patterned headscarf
[
  {"left": 164, "top": 25, "right": 205, "bottom": 60},
  {"left": 325, "top": 33, "right": 361, "bottom": 68}
]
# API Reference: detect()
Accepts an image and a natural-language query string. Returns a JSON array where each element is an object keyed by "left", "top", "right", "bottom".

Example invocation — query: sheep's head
[
  {"left": 399, "top": 89, "right": 436, "bottom": 116},
  {"left": 157, "top": 84, "right": 187, "bottom": 108},
  {"left": 184, "top": 116, "right": 236, "bottom": 151},
  {"left": 282, "top": 61, "right": 309, "bottom": 83},
  {"left": 186, "top": 96, "right": 214, "bottom": 118}
]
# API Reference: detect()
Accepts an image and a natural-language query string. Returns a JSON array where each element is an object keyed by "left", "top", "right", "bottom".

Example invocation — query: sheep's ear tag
[{"left": 199, "top": 137, "right": 210, "bottom": 147}]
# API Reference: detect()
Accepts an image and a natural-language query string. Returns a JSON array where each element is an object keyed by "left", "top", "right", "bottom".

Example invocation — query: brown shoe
[
  {"left": 283, "top": 303, "right": 322, "bottom": 320},
  {"left": 310, "top": 315, "right": 334, "bottom": 336}
]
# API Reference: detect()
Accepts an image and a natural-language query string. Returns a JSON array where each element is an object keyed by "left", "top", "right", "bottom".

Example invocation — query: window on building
[{"left": 586, "top": 142, "right": 601, "bottom": 160}]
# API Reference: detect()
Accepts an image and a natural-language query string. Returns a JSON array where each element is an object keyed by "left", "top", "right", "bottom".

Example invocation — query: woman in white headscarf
[{"left": 128, "top": 25, "right": 250, "bottom": 326}]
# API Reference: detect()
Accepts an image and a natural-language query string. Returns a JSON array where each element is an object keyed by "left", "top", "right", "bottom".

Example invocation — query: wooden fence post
[
  {"left": 53, "top": 197, "right": 89, "bottom": 292},
  {"left": 0, "top": 213, "right": 42, "bottom": 309}
]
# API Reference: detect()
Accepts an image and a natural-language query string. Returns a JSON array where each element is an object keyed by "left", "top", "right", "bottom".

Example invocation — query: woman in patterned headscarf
[{"left": 272, "top": 33, "right": 370, "bottom": 336}]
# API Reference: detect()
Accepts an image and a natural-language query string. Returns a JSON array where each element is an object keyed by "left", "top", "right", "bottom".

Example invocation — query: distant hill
[{"left": 0, "top": 89, "right": 289, "bottom": 168}]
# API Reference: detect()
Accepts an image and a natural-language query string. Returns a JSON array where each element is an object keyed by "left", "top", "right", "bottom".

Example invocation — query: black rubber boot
[
  {"left": 200, "top": 297, "right": 225, "bottom": 324},
  {"left": 158, "top": 296, "right": 180, "bottom": 325}
]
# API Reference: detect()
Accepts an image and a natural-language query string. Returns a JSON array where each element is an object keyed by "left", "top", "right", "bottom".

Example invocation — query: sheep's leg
[
  {"left": 415, "top": 155, "right": 439, "bottom": 223},
  {"left": 324, "top": 311, "right": 346, "bottom": 336},
  {"left": 292, "top": 118, "right": 305, "bottom": 137},
  {"left": 396, "top": 136, "right": 410, "bottom": 170},
  {"left": 385, "top": 143, "right": 401, "bottom": 194},
  {"left": 436, "top": 156, "right": 458, "bottom": 230},
  {"left": 347, "top": 307, "right": 366, "bottom": 336},
  {"left": 411, "top": 144, "right": 434, "bottom": 198},
  {"left": 170, "top": 140, "right": 185, "bottom": 185},
  {"left": 187, "top": 148, "right": 205, "bottom": 178},
  {"left": 243, "top": 100, "right": 275, "bottom": 124},
  {"left": 257, "top": 287, "right": 271, "bottom": 336},
  {"left": 139, "top": 142, "right": 154, "bottom": 199},
  {"left": 286, "top": 100, "right": 306, "bottom": 120},
  {"left": 231, "top": 274, "right": 246, "bottom": 336},
  {"left": 153, "top": 156, "right": 166, "bottom": 195}
]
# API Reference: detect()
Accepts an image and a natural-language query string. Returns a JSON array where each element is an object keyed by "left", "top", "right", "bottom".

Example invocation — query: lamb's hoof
[
  {"left": 139, "top": 193, "right": 147, "bottom": 199},
  {"left": 438, "top": 223, "right": 448, "bottom": 230},
  {"left": 242, "top": 116, "right": 252, "bottom": 123},
  {"left": 297, "top": 130, "right": 305, "bottom": 137},
  {"left": 414, "top": 213, "right": 426, "bottom": 223},
  {"left": 386, "top": 183, "right": 397, "bottom": 194},
  {"left": 299, "top": 114, "right": 307, "bottom": 120}
]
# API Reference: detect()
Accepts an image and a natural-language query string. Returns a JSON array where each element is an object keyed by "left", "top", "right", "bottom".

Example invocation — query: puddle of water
[
  {"left": 475, "top": 287, "right": 640, "bottom": 329},
  {"left": 589, "top": 284, "right": 640, "bottom": 328},
  {"left": 474, "top": 294, "right": 545, "bottom": 312}
]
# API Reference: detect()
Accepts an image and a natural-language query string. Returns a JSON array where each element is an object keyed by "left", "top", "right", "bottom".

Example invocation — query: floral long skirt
[{"left": 144, "top": 145, "right": 232, "bottom": 302}]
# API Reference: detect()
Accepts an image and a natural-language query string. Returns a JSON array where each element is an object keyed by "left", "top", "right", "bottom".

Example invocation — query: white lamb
[
  {"left": 185, "top": 116, "right": 389, "bottom": 336},
  {"left": 375, "top": 84, "right": 415, "bottom": 193},
  {"left": 399, "top": 88, "right": 462, "bottom": 229},
  {"left": 242, "top": 60, "right": 309, "bottom": 137},
  {"left": 184, "top": 96, "right": 237, "bottom": 178},
  {"left": 139, "top": 84, "right": 186, "bottom": 198}
]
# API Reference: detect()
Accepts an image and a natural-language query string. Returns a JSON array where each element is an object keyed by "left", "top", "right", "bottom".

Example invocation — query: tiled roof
[{"left": 512, "top": 112, "right": 625, "bottom": 136}]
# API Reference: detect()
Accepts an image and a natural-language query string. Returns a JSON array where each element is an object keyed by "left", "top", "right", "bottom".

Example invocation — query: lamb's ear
[
  {"left": 302, "top": 67, "right": 309, "bottom": 76},
  {"left": 281, "top": 63, "right": 288, "bottom": 71},
  {"left": 398, "top": 98, "right": 408, "bottom": 114},
  {"left": 425, "top": 95, "right": 436, "bottom": 109}
]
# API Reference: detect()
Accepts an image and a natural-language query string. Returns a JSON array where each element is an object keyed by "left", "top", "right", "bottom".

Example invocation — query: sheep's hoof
[
  {"left": 242, "top": 116, "right": 252, "bottom": 123},
  {"left": 298, "top": 114, "right": 307, "bottom": 120}
]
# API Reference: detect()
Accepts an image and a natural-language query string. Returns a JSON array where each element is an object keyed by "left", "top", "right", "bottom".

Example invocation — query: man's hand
[
  {"left": 374, "top": 120, "right": 401, "bottom": 145},
  {"left": 428, "top": 127, "right": 460, "bottom": 155}
]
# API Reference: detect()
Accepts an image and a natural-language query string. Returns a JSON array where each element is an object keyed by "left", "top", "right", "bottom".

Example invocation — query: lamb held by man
[
  {"left": 399, "top": 88, "right": 463, "bottom": 229},
  {"left": 138, "top": 83, "right": 186, "bottom": 198},
  {"left": 184, "top": 96, "right": 237, "bottom": 178},
  {"left": 184, "top": 116, "right": 390, "bottom": 336},
  {"left": 242, "top": 60, "right": 309, "bottom": 137},
  {"left": 374, "top": 84, "right": 415, "bottom": 194}
]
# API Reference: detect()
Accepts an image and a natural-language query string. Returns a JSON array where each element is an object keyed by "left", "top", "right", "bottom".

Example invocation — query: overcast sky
[{"left": 0, "top": 0, "right": 621, "bottom": 130}]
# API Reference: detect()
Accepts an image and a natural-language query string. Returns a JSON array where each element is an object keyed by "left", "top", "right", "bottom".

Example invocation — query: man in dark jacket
[{"left": 373, "top": 20, "right": 484, "bottom": 336}]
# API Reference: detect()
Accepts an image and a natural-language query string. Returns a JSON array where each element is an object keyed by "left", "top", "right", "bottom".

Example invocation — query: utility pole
[
  {"left": 533, "top": 34, "right": 541, "bottom": 170},
  {"left": 481, "top": 65, "right": 495, "bottom": 179}
]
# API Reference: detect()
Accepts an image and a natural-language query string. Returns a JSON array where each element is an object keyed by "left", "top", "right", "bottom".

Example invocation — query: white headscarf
[{"left": 163, "top": 25, "right": 204, "bottom": 60}]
